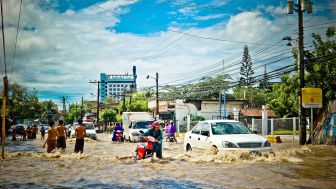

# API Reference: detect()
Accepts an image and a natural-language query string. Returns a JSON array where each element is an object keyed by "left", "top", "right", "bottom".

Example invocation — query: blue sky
[{"left": 1, "top": 0, "right": 335, "bottom": 108}]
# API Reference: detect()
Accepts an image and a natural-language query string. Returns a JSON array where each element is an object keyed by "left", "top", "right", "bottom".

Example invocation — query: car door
[
  {"left": 189, "top": 123, "right": 203, "bottom": 149},
  {"left": 199, "top": 123, "right": 211, "bottom": 149}
]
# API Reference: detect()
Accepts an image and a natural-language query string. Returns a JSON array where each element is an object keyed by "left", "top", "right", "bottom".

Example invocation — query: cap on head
[
  {"left": 153, "top": 121, "right": 160, "bottom": 128},
  {"left": 59, "top": 120, "right": 64, "bottom": 125}
]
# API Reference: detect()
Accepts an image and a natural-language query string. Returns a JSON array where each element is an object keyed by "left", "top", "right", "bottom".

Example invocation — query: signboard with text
[{"left": 302, "top": 88, "right": 322, "bottom": 108}]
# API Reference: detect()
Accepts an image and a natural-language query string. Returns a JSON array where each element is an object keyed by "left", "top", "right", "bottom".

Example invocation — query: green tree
[
  {"left": 233, "top": 86, "right": 271, "bottom": 108},
  {"left": 7, "top": 83, "right": 41, "bottom": 122},
  {"left": 239, "top": 45, "right": 254, "bottom": 87},
  {"left": 118, "top": 93, "right": 148, "bottom": 112},
  {"left": 100, "top": 108, "right": 117, "bottom": 124},
  {"left": 304, "top": 27, "right": 336, "bottom": 105},
  {"left": 161, "top": 74, "right": 230, "bottom": 100},
  {"left": 267, "top": 74, "right": 299, "bottom": 118},
  {"left": 40, "top": 100, "right": 59, "bottom": 121},
  {"left": 64, "top": 103, "right": 81, "bottom": 124}
]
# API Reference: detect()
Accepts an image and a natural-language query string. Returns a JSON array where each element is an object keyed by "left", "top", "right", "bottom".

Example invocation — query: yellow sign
[{"left": 302, "top": 88, "right": 322, "bottom": 108}]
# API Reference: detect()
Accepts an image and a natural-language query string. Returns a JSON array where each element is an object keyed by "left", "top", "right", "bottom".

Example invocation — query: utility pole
[
  {"left": 90, "top": 81, "right": 100, "bottom": 126},
  {"left": 1, "top": 77, "right": 8, "bottom": 159},
  {"left": 287, "top": 0, "right": 312, "bottom": 145},
  {"left": 156, "top": 72, "right": 159, "bottom": 117},
  {"left": 1, "top": 0, "right": 8, "bottom": 160},
  {"left": 62, "top": 96, "right": 66, "bottom": 113},
  {"left": 81, "top": 96, "right": 84, "bottom": 119},
  {"left": 75, "top": 102, "right": 78, "bottom": 120}
]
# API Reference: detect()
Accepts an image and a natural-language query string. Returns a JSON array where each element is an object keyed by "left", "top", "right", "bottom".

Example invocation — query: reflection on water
[{"left": 1, "top": 134, "right": 335, "bottom": 188}]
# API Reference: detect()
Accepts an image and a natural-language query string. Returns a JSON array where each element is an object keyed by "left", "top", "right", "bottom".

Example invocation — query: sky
[{"left": 0, "top": 0, "right": 335, "bottom": 108}]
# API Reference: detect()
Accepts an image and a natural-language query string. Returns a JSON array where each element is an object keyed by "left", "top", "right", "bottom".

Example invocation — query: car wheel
[
  {"left": 128, "top": 136, "right": 131, "bottom": 142},
  {"left": 186, "top": 144, "right": 192, "bottom": 152}
]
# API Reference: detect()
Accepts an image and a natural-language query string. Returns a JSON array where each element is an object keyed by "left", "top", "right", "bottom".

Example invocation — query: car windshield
[
  {"left": 83, "top": 123, "right": 94, "bottom": 129},
  {"left": 133, "top": 121, "right": 153, "bottom": 129},
  {"left": 211, "top": 122, "right": 252, "bottom": 135}
]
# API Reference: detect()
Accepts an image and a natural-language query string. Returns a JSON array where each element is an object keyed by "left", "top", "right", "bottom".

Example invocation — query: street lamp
[{"left": 146, "top": 72, "right": 159, "bottom": 117}]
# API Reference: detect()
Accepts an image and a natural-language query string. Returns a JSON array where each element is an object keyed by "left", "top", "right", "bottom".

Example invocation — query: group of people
[
  {"left": 43, "top": 119, "right": 86, "bottom": 154},
  {"left": 12, "top": 125, "right": 39, "bottom": 141}
]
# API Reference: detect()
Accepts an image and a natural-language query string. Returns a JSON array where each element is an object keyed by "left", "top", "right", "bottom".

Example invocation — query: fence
[{"left": 252, "top": 117, "right": 300, "bottom": 139}]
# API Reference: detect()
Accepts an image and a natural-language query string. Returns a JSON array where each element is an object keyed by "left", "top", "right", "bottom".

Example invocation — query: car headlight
[
  {"left": 263, "top": 140, "right": 271, "bottom": 147},
  {"left": 222, "top": 141, "right": 238, "bottom": 148}
]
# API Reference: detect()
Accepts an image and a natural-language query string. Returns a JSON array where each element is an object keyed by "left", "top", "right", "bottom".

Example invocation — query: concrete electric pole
[{"left": 287, "top": 0, "right": 313, "bottom": 145}]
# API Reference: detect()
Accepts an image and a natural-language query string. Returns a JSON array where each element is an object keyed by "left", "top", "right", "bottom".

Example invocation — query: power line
[{"left": 10, "top": 0, "right": 23, "bottom": 83}]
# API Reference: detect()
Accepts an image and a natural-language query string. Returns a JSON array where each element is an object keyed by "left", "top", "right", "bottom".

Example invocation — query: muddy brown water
[{"left": 0, "top": 134, "right": 335, "bottom": 189}]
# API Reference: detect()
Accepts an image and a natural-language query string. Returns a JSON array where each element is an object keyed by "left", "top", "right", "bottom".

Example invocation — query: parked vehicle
[
  {"left": 13, "top": 124, "right": 28, "bottom": 135},
  {"left": 122, "top": 112, "right": 154, "bottom": 142},
  {"left": 126, "top": 120, "right": 154, "bottom": 142},
  {"left": 70, "top": 122, "right": 97, "bottom": 140},
  {"left": 184, "top": 120, "right": 272, "bottom": 153}
]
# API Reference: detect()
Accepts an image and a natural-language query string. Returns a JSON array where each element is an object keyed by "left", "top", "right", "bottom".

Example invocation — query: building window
[
  {"left": 117, "top": 84, "right": 120, "bottom": 87},
  {"left": 113, "top": 85, "right": 116, "bottom": 87},
  {"left": 109, "top": 84, "right": 112, "bottom": 87},
  {"left": 113, "top": 88, "right": 116, "bottom": 91},
  {"left": 109, "top": 92, "right": 112, "bottom": 95}
]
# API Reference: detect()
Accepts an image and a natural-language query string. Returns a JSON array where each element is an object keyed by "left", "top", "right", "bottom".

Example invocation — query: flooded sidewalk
[{"left": 0, "top": 133, "right": 335, "bottom": 188}]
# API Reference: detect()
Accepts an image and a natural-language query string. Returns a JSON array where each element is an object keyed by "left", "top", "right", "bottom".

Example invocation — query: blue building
[{"left": 100, "top": 66, "right": 137, "bottom": 102}]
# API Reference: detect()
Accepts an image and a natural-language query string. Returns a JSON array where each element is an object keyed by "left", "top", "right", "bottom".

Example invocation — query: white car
[
  {"left": 184, "top": 120, "right": 272, "bottom": 153},
  {"left": 70, "top": 122, "right": 97, "bottom": 140}
]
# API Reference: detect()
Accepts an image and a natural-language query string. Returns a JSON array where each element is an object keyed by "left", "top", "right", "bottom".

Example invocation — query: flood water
[{"left": 0, "top": 134, "right": 335, "bottom": 189}]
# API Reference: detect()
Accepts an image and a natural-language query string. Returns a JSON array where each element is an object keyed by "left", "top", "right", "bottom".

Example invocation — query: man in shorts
[
  {"left": 56, "top": 120, "right": 67, "bottom": 150},
  {"left": 43, "top": 121, "right": 58, "bottom": 153},
  {"left": 74, "top": 119, "right": 86, "bottom": 153}
]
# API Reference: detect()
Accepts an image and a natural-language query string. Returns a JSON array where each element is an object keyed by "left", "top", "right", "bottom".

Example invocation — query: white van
[{"left": 125, "top": 120, "right": 154, "bottom": 142}]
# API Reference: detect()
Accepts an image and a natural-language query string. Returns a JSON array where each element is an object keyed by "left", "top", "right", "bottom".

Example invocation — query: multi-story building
[{"left": 100, "top": 66, "right": 137, "bottom": 102}]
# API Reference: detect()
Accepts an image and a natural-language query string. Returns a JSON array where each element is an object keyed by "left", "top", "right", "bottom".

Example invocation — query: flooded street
[{"left": 1, "top": 134, "right": 335, "bottom": 189}]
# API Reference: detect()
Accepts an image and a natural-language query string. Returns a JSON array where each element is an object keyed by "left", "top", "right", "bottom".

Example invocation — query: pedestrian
[
  {"left": 74, "top": 119, "right": 86, "bottom": 154},
  {"left": 56, "top": 120, "right": 67, "bottom": 150},
  {"left": 43, "top": 121, "right": 58, "bottom": 153},
  {"left": 169, "top": 120, "right": 177, "bottom": 142},
  {"left": 11, "top": 129, "right": 16, "bottom": 141},
  {"left": 32, "top": 125, "right": 38, "bottom": 140},
  {"left": 27, "top": 127, "right": 32, "bottom": 140},
  {"left": 143, "top": 121, "right": 163, "bottom": 158},
  {"left": 40, "top": 126, "right": 45, "bottom": 140},
  {"left": 164, "top": 121, "right": 171, "bottom": 142},
  {"left": 22, "top": 128, "right": 27, "bottom": 141}
]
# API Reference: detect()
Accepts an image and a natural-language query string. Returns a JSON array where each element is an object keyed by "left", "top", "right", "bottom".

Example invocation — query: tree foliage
[
  {"left": 267, "top": 74, "right": 299, "bottom": 118},
  {"left": 232, "top": 86, "right": 271, "bottom": 108},
  {"left": 161, "top": 75, "right": 231, "bottom": 100},
  {"left": 239, "top": 45, "right": 255, "bottom": 87},
  {"left": 267, "top": 27, "right": 335, "bottom": 117},
  {"left": 118, "top": 93, "right": 148, "bottom": 112},
  {"left": 304, "top": 27, "right": 336, "bottom": 104},
  {"left": 100, "top": 108, "right": 117, "bottom": 124}
]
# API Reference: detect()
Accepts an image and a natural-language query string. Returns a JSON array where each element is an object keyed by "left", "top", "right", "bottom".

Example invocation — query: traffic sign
[{"left": 302, "top": 88, "right": 322, "bottom": 108}]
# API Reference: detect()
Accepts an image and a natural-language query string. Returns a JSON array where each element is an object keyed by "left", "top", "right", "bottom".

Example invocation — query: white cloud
[
  {"left": 0, "top": 0, "right": 332, "bottom": 104},
  {"left": 194, "top": 13, "right": 226, "bottom": 21}
]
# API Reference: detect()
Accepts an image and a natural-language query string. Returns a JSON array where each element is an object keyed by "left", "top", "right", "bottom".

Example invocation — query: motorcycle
[
  {"left": 134, "top": 136, "right": 157, "bottom": 160},
  {"left": 166, "top": 133, "right": 175, "bottom": 142},
  {"left": 115, "top": 130, "right": 123, "bottom": 142}
]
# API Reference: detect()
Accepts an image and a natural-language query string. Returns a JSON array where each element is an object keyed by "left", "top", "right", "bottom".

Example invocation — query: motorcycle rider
[
  {"left": 112, "top": 122, "right": 124, "bottom": 142},
  {"left": 143, "top": 121, "right": 163, "bottom": 158}
]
